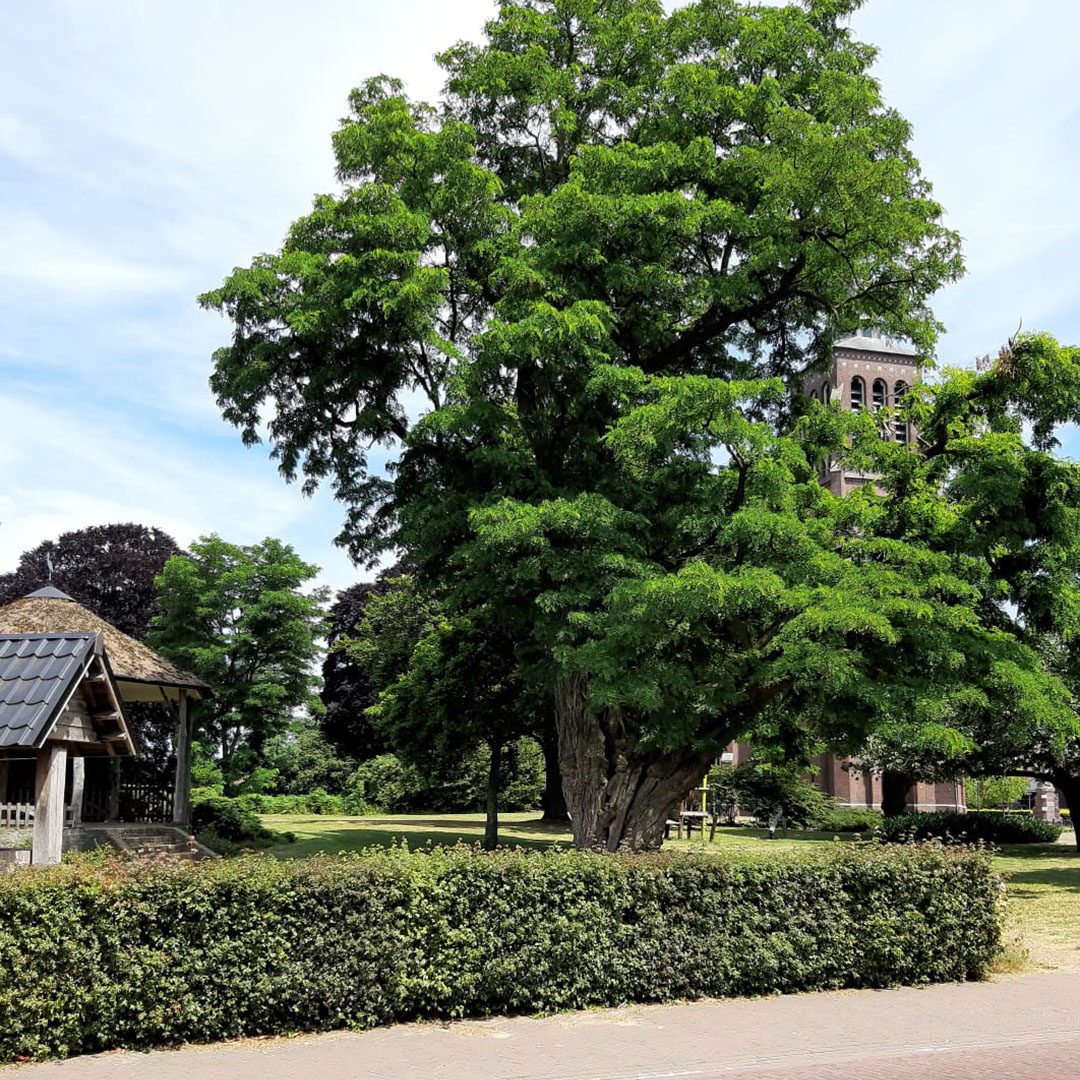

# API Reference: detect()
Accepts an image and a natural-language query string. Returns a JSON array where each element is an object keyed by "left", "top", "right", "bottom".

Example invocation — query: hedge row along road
[{"left": 0, "top": 843, "right": 1002, "bottom": 1062}]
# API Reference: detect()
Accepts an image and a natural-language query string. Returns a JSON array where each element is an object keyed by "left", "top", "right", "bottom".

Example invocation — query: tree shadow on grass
[
  {"left": 1003, "top": 865, "right": 1080, "bottom": 893},
  {"left": 701, "top": 827, "right": 865, "bottom": 843},
  {"left": 270, "top": 823, "right": 571, "bottom": 859},
  {"left": 358, "top": 815, "right": 571, "bottom": 839}
]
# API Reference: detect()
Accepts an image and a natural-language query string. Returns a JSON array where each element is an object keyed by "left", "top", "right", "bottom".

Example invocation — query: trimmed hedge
[
  {"left": 0, "top": 843, "right": 1002, "bottom": 1062},
  {"left": 876, "top": 811, "right": 1063, "bottom": 845}
]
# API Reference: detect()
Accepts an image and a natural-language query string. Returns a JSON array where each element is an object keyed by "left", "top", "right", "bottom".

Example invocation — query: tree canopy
[
  {"left": 319, "top": 563, "right": 411, "bottom": 761},
  {"left": 148, "top": 536, "right": 328, "bottom": 789},
  {"left": 203, "top": 0, "right": 1075, "bottom": 850},
  {"left": 347, "top": 578, "right": 537, "bottom": 846},
  {"left": 844, "top": 333, "right": 1080, "bottom": 841}
]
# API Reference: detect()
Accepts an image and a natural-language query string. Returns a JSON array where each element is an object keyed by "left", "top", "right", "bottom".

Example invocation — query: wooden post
[
  {"left": 0, "top": 758, "right": 8, "bottom": 803},
  {"left": 107, "top": 757, "right": 121, "bottom": 821},
  {"left": 172, "top": 690, "right": 192, "bottom": 827},
  {"left": 32, "top": 744, "right": 68, "bottom": 866},
  {"left": 70, "top": 757, "right": 85, "bottom": 826}
]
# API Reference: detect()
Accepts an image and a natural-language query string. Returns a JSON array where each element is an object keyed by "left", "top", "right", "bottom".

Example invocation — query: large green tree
[
  {"left": 148, "top": 536, "right": 328, "bottom": 788},
  {"left": 202, "top": 0, "right": 987, "bottom": 848}
]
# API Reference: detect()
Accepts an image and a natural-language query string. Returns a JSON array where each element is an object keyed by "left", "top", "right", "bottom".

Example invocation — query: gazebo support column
[
  {"left": 70, "top": 757, "right": 85, "bottom": 826},
  {"left": 107, "top": 758, "right": 121, "bottom": 821},
  {"left": 172, "top": 690, "right": 192, "bottom": 827},
  {"left": 0, "top": 758, "right": 8, "bottom": 803},
  {"left": 32, "top": 745, "right": 67, "bottom": 866}
]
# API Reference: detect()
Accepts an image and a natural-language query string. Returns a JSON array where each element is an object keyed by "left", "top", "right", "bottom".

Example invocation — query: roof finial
[{"left": 45, "top": 554, "right": 54, "bottom": 583}]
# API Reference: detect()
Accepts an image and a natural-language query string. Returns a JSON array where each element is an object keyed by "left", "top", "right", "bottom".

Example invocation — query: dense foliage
[
  {"left": 966, "top": 776, "right": 1030, "bottom": 811},
  {"left": 708, "top": 763, "right": 829, "bottom": 828},
  {"left": 191, "top": 797, "right": 294, "bottom": 854},
  {"left": 843, "top": 333, "right": 1080, "bottom": 843},
  {"left": 349, "top": 577, "right": 540, "bottom": 845},
  {"left": 148, "top": 536, "right": 328, "bottom": 789},
  {"left": 263, "top": 723, "right": 357, "bottom": 797},
  {"left": 319, "top": 565, "right": 409, "bottom": 761},
  {"left": 707, "top": 763, "right": 879, "bottom": 832},
  {"left": 876, "top": 812, "right": 1063, "bottom": 845},
  {"left": 0, "top": 843, "right": 1002, "bottom": 1061},
  {"left": 202, "top": 0, "right": 979, "bottom": 849}
]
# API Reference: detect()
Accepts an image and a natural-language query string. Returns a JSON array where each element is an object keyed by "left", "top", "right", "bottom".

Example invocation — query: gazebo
[
  {"left": 0, "top": 586, "right": 210, "bottom": 844},
  {"left": 0, "top": 630, "right": 134, "bottom": 865}
]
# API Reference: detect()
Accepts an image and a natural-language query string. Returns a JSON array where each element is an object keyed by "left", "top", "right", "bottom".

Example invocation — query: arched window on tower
[
  {"left": 872, "top": 379, "right": 887, "bottom": 410},
  {"left": 894, "top": 381, "right": 909, "bottom": 444},
  {"left": 850, "top": 376, "right": 865, "bottom": 409}
]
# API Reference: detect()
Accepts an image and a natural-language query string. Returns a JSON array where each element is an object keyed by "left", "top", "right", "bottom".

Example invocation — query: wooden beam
[
  {"left": 172, "top": 690, "right": 192, "bottom": 827},
  {"left": 32, "top": 744, "right": 68, "bottom": 867},
  {"left": 107, "top": 757, "right": 121, "bottom": 821}
]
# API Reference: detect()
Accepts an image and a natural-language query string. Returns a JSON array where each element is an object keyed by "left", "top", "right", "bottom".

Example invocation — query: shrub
[
  {"left": 349, "top": 753, "right": 426, "bottom": 812},
  {"left": 876, "top": 811, "right": 1063, "bottom": 845},
  {"left": 0, "top": 842, "right": 1002, "bottom": 1062},
  {"left": 707, "top": 763, "right": 832, "bottom": 828},
  {"left": 191, "top": 798, "right": 293, "bottom": 853},
  {"left": 817, "top": 807, "right": 882, "bottom": 833}
]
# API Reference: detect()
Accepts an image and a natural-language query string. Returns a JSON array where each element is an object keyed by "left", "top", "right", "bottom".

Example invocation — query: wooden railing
[
  {"left": 81, "top": 782, "right": 174, "bottom": 824},
  {"left": 0, "top": 803, "right": 33, "bottom": 828},
  {"left": 0, "top": 804, "right": 78, "bottom": 828}
]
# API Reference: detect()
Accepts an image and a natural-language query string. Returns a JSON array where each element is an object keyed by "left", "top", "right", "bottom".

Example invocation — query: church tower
[{"left": 803, "top": 330, "right": 919, "bottom": 497}]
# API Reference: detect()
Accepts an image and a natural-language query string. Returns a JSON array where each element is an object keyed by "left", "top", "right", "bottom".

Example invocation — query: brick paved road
[{"left": 10, "top": 973, "right": 1079, "bottom": 1079}]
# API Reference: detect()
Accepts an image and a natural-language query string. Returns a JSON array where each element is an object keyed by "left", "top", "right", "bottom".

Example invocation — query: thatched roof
[{"left": 0, "top": 589, "right": 209, "bottom": 702}]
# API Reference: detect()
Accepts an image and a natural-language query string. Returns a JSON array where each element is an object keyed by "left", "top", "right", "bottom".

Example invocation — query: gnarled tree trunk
[{"left": 554, "top": 673, "right": 714, "bottom": 851}]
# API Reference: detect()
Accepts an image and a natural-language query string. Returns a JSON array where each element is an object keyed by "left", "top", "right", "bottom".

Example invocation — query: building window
[
  {"left": 894, "top": 381, "right": 909, "bottom": 444},
  {"left": 872, "top": 379, "right": 887, "bottom": 410},
  {"left": 850, "top": 376, "right": 865, "bottom": 409}
]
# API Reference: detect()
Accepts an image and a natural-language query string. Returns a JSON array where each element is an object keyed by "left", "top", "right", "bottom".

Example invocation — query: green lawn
[
  {"left": 262, "top": 811, "right": 573, "bottom": 857},
  {"left": 261, "top": 813, "right": 1080, "bottom": 973}
]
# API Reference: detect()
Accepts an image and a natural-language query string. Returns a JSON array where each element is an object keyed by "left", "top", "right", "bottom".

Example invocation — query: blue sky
[{"left": 2, "top": 0, "right": 1079, "bottom": 598}]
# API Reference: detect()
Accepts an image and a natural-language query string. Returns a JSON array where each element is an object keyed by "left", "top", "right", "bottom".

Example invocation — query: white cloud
[
  {"left": 0, "top": 212, "right": 183, "bottom": 299},
  {"left": 0, "top": 115, "right": 45, "bottom": 165}
]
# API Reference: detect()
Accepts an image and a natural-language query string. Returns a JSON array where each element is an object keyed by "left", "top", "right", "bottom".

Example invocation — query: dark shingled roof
[{"left": 0, "top": 632, "right": 101, "bottom": 748}]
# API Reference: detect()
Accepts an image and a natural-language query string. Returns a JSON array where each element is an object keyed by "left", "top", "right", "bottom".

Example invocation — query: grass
[
  {"left": 262, "top": 811, "right": 573, "bottom": 858},
  {"left": 993, "top": 838, "right": 1080, "bottom": 973},
  {"left": 260, "top": 812, "right": 1080, "bottom": 973}
]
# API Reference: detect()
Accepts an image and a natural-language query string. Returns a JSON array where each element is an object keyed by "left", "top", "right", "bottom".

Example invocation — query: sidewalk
[{"left": 11, "top": 973, "right": 1080, "bottom": 1080}]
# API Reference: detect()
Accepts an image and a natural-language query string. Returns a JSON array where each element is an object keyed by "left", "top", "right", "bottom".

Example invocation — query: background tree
[
  {"left": 841, "top": 333, "right": 1080, "bottom": 842},
  {"left": 202, "top": 0, "right": 975, "bottom": 848},
  {"left": 263, "top": 721, "right": 357, "bottom": 796},
  {"left": 148, "top": 535, "right": 328, "bottom": 790},
  {"left": 359, "top": 597, "right": 537, "bottom": 848},
  {"left": 319, "top": 568, "right": 407, "bottom": 761},
  {"left": 0, "top": 522, "right": 182, "bottom": 638}
]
